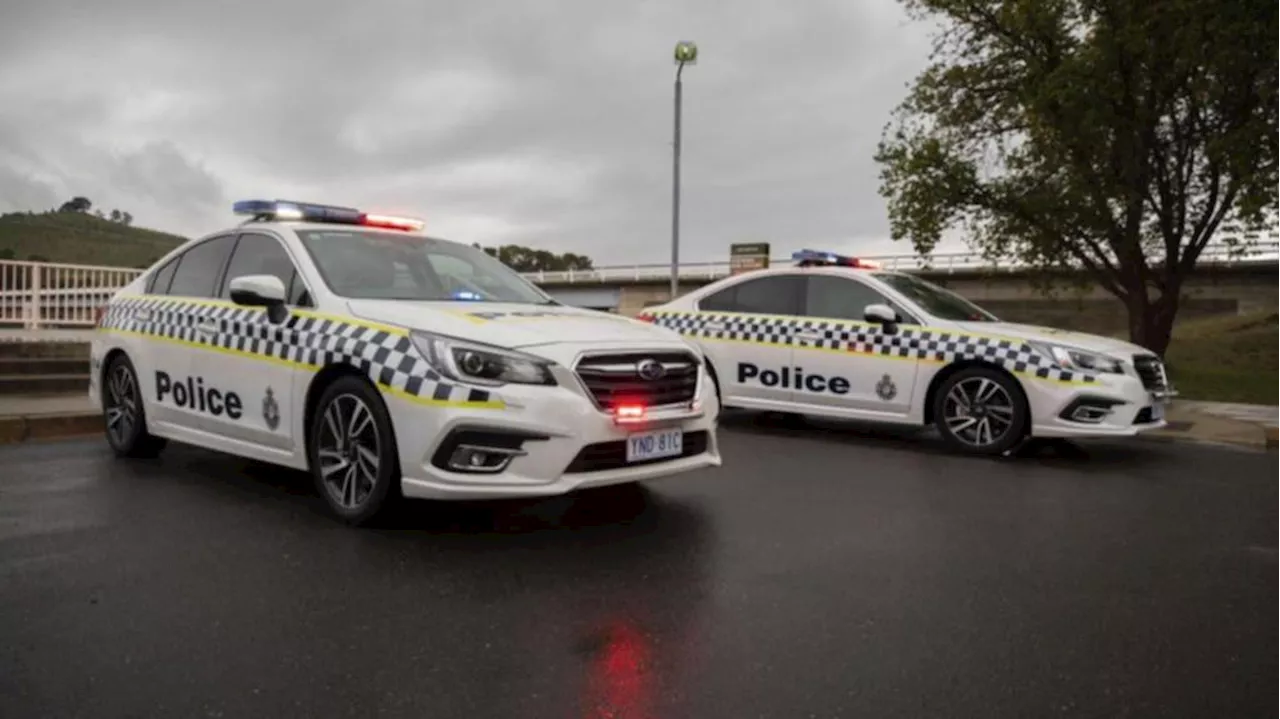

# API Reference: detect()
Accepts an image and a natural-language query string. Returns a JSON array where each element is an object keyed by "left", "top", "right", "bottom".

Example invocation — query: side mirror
[
  {"left": 229, "top": 274, "right": 289, "bottom": 323},
  {"left": 860, "top": 301, "right": 901, "bottom": 324}
]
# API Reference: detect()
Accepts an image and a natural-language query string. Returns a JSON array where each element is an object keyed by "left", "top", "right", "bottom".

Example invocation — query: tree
[
  {"left": 478, "top": 244, "right": 595, "bottom": 272},
  {"left": 120, "top": 211, "right": 133, "bottom": 226},
  {"left": 875, "top": 0, "right": 1277, "bottom": 354},
  {"left": 110, "top": 209, "right": 122, "bottom": 222},
  {"left": 58, "top": 196, "right": 92, "bottom": 213}
]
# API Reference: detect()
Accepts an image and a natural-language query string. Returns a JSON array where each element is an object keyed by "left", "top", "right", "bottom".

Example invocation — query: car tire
[
  {"left": 307, "top": 375, "right": 401, "bottom": 526},
  {"left": 102, "top": 354, "right": 167, "bottom": 458},
  {"left": 933, "top": 366, "right": 1029, "bottom": 456},
  {"left": 705, "top": 360, "right": 731, "bottom": 412}
]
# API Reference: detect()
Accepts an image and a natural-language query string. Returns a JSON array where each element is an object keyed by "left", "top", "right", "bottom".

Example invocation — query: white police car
[
  {"left": 639, "top": 250, "right": 1176, "bottom": 456},
  {"left": 90, "top": 200, "right": 721, "bottom": 524}
]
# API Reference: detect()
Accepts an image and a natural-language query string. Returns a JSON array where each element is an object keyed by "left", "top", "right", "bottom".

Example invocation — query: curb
[
  {"left": 0, "top": 412, "right": 102, "bottom": 444},
  {"left": 1267, "top": 426, "right": 1278, "bottom": 451},
  {"left": 1138, "top": 433, "right": 1269, "bottom": 452}
]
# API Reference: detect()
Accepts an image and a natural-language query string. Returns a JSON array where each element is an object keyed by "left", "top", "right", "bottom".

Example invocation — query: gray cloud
[{"left": 0, "top": 0, "right": 944, "bottom": 265}]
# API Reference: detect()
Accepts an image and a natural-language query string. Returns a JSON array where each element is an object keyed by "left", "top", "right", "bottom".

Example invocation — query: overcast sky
[{"left": 0, "top": 0, "right": 950, "bottom": 265}]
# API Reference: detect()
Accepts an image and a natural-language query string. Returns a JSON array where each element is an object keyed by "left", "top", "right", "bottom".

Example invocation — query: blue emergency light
[
  {"left": 232, "top": 199, "right": 424, "bottom": 232},
  {"left": 791, "top": 249, "right": 881, "bottom": 269}
]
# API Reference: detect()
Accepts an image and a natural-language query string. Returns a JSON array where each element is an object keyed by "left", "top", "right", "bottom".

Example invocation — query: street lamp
[{"left": 670, "top": 40, "right": 697, "bottom": 300}]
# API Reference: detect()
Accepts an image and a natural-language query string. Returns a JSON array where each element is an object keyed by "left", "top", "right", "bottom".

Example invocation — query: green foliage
[
  {"left": 475, "top": 243, "right": 594, "bottom": 272},
  {"left": 877, "top": 0, "right": 1278, "bottom": 354},
  {"left": 0, "top": 210, "right": 186, "bottom": 267}
]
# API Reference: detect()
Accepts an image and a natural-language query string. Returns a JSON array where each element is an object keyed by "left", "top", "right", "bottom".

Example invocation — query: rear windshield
[{"left": 296, "top": 230, "right": 552, "bottom": 304}]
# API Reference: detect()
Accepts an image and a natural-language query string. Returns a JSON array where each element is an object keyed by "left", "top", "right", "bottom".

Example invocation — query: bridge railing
[
  {"left": 2, "top": 240, "right": 1275, "bottom": 328},
  {"left": 522, "top": 241, "right": 1279, "bottom": 284},
  {"left": 0, "top": 260, "right": 143, "bottom": 329}
]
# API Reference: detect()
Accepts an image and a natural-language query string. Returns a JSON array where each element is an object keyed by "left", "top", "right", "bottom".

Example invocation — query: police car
[
  {"left": 90, "top": 200, "right": 721, "bottom": 524},
  {"left": 639, "top": 250, "right": 1176, "bottom": 456}
]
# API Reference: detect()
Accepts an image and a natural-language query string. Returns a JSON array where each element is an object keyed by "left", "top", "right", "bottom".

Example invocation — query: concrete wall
[{"left": 545, "top": 264, "right": 1278, "bottom": 335}]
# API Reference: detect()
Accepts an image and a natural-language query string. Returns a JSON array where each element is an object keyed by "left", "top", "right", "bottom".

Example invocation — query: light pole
[{"left": 671, "top": 40, "right": 697, "bottom": 300}]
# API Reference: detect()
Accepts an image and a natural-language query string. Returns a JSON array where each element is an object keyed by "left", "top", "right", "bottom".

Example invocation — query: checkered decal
[
  {"left": 647, "top": 311, "right": 1097, "bottom": 384},
  {"left": 101, "top": 296, "right": 500, "bottom": 405}
]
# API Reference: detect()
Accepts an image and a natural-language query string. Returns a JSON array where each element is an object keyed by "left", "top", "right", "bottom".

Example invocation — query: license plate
[
  {"left": 1151, "top": 403, "right": 1165, "bottom": 421},
  {"left": 625, "top": 429, "right": 683, "bottom": 463}
]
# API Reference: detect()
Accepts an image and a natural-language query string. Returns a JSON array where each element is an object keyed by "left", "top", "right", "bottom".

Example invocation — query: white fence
[
  {"left": 0, "top": 260, "right": 143, "bottom": 329},
  {"left": 1, "top": 240, "right": 1276, "bottom": 328}
]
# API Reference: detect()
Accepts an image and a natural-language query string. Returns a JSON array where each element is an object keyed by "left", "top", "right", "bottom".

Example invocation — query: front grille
[
  {"left": 574, "top": 351, "right": 700, "bottom": 410},
  {"left": 564, "top": 430, "right": 709, "bottom": 474},
  {"left": 1132, "top": 354, "right": 1169, "bottom": 392}
]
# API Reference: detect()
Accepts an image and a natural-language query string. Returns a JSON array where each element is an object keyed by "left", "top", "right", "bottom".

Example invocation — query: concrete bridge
[
  {"left": 533, "top": 248, "right": 1279, "bottom": 336},
  {"left": 1, "top": 243, "right": 1276, "bottom": 338}
]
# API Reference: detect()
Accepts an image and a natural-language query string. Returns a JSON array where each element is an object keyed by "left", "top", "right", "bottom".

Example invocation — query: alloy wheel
[
  {"left": 942, "top": 376, "right": 1017, "bottom": 449},
  {"left": 105, "top": 364, "right": 139, "bottom": 446},
  {"left": 315, "top": 393, "right": 383, "bottom": 510}
]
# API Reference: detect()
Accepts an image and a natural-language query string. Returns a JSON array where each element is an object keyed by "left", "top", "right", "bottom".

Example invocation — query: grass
[
  {"left": 0, "top": 211, "right": 187, "bottom": 268},
  {"left": 1162, "top": 311, "right": 1278, "bottom": 405}
]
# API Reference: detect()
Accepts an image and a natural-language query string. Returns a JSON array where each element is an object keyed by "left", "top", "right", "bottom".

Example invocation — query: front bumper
[
  {"left": 1027, "top": 371, "right": 1173, "bottom": 439},
  {"left": 383, "top": 348, "right": 722, "bottom": 500}
]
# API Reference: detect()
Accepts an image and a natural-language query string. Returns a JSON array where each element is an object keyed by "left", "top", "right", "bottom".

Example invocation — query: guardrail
[{"left": 2, "top": 240, "right": 1276, "bottom": 328}]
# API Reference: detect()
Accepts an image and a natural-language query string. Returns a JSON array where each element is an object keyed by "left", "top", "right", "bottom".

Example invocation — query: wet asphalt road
[{"left": 1, "top": 415, "right": 1276, "bottom": 719}]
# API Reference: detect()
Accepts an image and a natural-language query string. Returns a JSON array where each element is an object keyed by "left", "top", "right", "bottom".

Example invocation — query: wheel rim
[
  {"left": 942, "top": 377, "right": 1017, "bottom": 448},
  {"left": 316, "top": 393, "right": 381, "bottom": 510},
  {"left": 105, "top": 364, "right": 139, "bottom": 446}
]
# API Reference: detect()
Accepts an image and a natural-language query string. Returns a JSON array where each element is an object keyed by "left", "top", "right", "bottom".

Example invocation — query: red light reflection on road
[{"left": 583, "top": 622, "right": 654, "bottom": 719}]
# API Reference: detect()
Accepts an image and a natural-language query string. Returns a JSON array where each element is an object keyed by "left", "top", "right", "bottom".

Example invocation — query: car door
[
  {"left": 144, "top": 234, "right": 240, "bottom": 433},
  {"left": 190, "top": 231, "right": 315, "bottom": 453},
  {"left": 793, "top": 273, "right": 923, "bottom": 418},
  {"left": 695, "top": 274, "right": 804, "bottom": 408}
]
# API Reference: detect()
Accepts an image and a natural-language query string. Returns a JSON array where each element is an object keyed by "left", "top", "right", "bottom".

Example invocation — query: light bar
[
  {"left": 791, "top": 249, "right": 882, "bottom": 269},
  {"left": 613, "top": 404, "right": 647, "bottom": 424},
  {"left": 232, "top": 199, "right": 424, "bottom": 232}
]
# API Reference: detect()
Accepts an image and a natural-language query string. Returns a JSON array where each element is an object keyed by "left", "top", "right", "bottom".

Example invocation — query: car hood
[
  {"left": 345, "top": 300, "right": 689, "bottom": 349},
  {"left": 950, "top": 321, "right": 1151, "bottom": 357}
]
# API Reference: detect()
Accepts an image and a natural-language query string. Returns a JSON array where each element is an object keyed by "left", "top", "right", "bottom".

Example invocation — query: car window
[
  {"left": 698, "top": 275, "right": 804, "bottom": 315},
  {"left": 218, "top": 233, "right": 312, "bottom": 307},
  {"left": 165, "top": 236, "right": 238, "bottom": 298},
  {"left": 803, "top": 275, "right": 917, "bottom": 324},
  {"left": 147, "top": 256, "right": 180, "bottom": 295},
  {"left": 296, "top": 229, "right": 551, "bottom": 304},
  {"left": 286, "top": 272, "right": 311, "bottom": 306},
  {"left": 872, "top": 272, "right": 998, "bottom": 322}
]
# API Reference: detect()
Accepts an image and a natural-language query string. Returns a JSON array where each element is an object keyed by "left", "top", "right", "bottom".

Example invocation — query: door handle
[
  {"left": 703, "top": 322, "right": 726, "bottom": 331},
  {"left": 133, "top": 309, "right": 152, "bottom": 322},
  {"left": 795, "top": 332, "right": 825, "bottom": 343},
  {"left": 196, "top": 320, "right": 219, "bottom": 335}
]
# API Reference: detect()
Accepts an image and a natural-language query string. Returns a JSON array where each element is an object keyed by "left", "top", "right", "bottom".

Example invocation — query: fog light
[
  {"left": 447, "top": 445, "right": 524, "bottom": 474},
  {"left": 1070, "top": 406, "right": 1112, "bottom": 423},
  {"left": 1059, "top": 397, "right": 1126, "bottom": 424}
]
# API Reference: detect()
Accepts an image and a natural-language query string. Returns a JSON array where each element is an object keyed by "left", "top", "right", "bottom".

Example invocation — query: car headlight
[
  {"left": 1030, "top": 342, "right": 1125, "bottom": 374},
  {"left": 410, "top": 331, "right": 556, "bottom": 387}
]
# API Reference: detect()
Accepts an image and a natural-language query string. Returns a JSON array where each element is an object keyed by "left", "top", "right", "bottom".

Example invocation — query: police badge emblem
[
  {"left": 875, "top": 374, "right": 897, "bottom": 401},
  {"left": 262, "top": 387, "right": 280, "bottom": 430}
]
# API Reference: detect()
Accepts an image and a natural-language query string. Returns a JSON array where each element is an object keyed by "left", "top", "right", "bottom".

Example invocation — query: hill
[
  {"left": 0, "top": 211, "right": 188, "bottom": 268},
  {"left": 1163, "top": 310, "right": 1278, "bottom": 405}
]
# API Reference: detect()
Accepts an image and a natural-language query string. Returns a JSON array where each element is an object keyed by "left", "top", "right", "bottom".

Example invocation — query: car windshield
[
  {"left": 296, "top": 229, "right": 553, "bottom": 303},
  {"left": 872, "top": 272, "right": 999, "bottom": 322}
]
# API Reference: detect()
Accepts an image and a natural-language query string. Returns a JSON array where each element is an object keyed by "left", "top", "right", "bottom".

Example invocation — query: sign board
[{"left": 729, "top": 243, "right": 770, "bottom": 275}]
